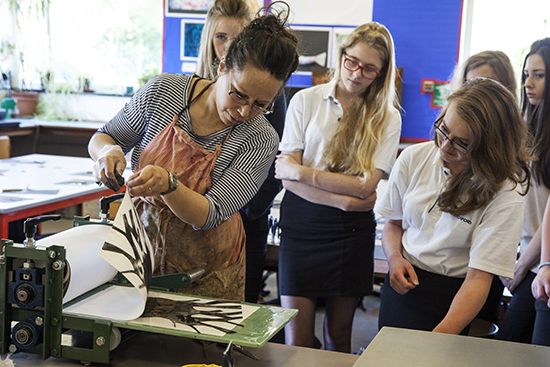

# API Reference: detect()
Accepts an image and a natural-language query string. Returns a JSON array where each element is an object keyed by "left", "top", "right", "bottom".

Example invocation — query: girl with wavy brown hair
[{"left": 376, "top": 78, "right": 531, "bottom": 335}]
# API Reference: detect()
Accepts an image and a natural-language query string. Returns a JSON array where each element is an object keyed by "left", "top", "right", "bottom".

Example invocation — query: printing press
[{"left": 0, "top": 194, "right": 296, "bottom": 365}]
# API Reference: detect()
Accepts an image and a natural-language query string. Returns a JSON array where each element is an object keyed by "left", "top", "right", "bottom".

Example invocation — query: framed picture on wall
[
  {"left": 292, "top": 26, "right": 332, "bottom": 72},
  {"left": 179, "top": 20, "right": 205, "bottom": 73},
  {"left": 166, "top": 0, "right": 214, "bottom": 17}
]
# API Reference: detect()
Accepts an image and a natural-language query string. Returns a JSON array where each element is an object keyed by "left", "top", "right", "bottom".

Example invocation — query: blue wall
[
  {"left": 164, "top": 18, "right": 182, "bottom": 74},
  {"left": 163, "top": 0, "right": 464, "bottom": 140},
  {"left": 373, "top": 0, "right": 463, "bottom": 140}
]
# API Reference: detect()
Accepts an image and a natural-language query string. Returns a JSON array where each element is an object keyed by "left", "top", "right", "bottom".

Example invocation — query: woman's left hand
[
  {"left": 127, "top": 165, "right": 170, "bottom": 196},
  {"left": 275, "top": 153, "right": 303, "bottom": 181}
]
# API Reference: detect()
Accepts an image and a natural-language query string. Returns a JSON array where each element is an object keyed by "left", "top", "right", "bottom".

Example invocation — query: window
[
  {"left": 1, "top": 0, "right": 163, "bottom": 94},
  {"left": 460, "top": 0, "right": 550, "bottom": 78}
]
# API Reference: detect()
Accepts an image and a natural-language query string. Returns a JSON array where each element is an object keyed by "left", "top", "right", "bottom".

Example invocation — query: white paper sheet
[
  {"left": 63, "top": 284, "right": 145, "bottom": 320},
  {"left": 63, "top": 192, "right": 154, "bottom": 320},
  {"left": 36, "top": 224, "right": 117, "bottom": 303}
]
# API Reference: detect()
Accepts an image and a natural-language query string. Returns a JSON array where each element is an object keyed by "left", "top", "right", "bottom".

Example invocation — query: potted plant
[{"left": 35, "top": 70, "right": 74, "bottom": 121}]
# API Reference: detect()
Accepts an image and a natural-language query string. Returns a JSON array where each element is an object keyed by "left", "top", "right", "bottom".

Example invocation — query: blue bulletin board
[
  {"left": 373, "top": 0, "right": 463, "bottom": 140},
  {"left": 162, "top": 0, "right": 464, "bottom": 140}
]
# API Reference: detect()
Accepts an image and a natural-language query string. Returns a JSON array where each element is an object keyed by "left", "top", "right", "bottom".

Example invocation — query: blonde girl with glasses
[
  {"left": 498, "top": 37, "right": 550, "bottom": 346},
  {"left": 275, "top": 22, "right": 402, "bottom": 352},
  {"left": 89, "top": 2, "right": 299, "bottom": 302},
  {"left": 195, "top": 0, "right": 290, "bottom": 303},
  {"left": 376, "top": 78, "right": 531, "bottom": 335}
]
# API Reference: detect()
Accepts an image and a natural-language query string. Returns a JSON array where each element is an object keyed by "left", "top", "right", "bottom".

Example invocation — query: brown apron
[{"left": 134, "top": 76, "right": 246, "bottom": 301}]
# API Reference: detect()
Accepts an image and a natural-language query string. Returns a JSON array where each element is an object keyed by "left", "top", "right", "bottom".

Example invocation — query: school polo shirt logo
[{"left": 455, "top": 215, "right": 472, "bottom": 225}]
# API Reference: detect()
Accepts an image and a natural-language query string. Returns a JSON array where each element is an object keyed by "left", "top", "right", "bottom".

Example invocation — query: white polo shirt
[
  {"left": 280, "top": 80, "right": 402, "bottom": 173},
  {"left": 375, "top": 141, "right": 524, "bottom": 278},
  {"left": 519, "top": 179, "right": 550, "bottom": 273}
]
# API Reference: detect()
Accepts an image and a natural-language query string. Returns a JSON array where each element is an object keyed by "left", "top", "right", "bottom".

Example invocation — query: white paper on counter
[
  {"left": 36, "top": 224, "right": 117, "bottom": 303},
  {"left": 63, "top": 284, "right": 144, "bottom": 320},
  {"left": 132, "top": 291, "right": 259, "bottom": 337}
]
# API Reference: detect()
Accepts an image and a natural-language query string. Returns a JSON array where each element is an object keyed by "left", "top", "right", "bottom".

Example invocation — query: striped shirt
[{"left": 98, "top": 73, "right": 279, "bottom": 230}]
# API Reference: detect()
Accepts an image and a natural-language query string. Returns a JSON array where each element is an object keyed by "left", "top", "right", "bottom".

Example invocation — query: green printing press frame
[{"left": 0, "top": 196, "right": 296, "bottom": 365}]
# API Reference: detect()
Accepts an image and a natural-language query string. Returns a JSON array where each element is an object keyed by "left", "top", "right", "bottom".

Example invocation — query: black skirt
[
  {"left": 278, "top": 190, "right": 376, "bottom": 297},
  {"left": 378, "top": 265, "right": 471, "bottom": 335}
]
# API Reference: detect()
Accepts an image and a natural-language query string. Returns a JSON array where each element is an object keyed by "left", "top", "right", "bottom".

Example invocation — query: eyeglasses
[
  {"left": 228, "top": 74, "right": 274, "bottom": 115},
  {"left": 434, "top": 123, "right": 468, "bottom": 154},
  {"left": 342, "top": 53, "right": 380, "bottom": 80}
]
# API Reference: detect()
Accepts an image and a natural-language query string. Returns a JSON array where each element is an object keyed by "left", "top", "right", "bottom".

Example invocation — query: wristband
[{"left": 537, "top": 262, "right": 550, "bottom": 270}]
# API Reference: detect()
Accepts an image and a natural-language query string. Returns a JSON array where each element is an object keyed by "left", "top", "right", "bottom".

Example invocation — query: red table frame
[{"left": 0, "top": 188, "right": 124, "bottom": 240}]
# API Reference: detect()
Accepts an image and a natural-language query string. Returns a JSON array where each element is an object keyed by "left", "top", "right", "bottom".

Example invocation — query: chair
[{"left": 468, "top": 318, "right": 499, "bottom": 338}]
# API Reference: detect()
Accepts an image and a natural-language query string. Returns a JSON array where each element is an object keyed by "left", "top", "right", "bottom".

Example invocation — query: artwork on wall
[
  {"left": 294, "top": 27, "right": 332, "bottom": 72},
  {"left": 181, "top": 20, "right": 204, "bottom": 59},
  {"left": 177, "top": 20, "right": 205, "bottom": 73},
  {"left": 284, "top": 0, "right": 373, "bottom": 26},
  {"left": 166, "top": 0, "right": 215, "bottom": 16}
]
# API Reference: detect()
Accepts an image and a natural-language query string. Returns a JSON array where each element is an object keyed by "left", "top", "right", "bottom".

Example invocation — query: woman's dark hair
[
  {"left": 434, "top": 78, "right": 531, "bottom": 216},
  {"left": 224, "top": 1, "right": 299, "bottom": 82},
  {"left": 521, "top": 37, "right": 550, "bottom": 189}
]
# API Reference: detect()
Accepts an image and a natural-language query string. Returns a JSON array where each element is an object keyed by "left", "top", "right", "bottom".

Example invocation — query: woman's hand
[
  {"left": 532, "top": 266, "right": 550, "bottom": 308},
  {"left": 127, "top": 165, "right": 170, "bottom": 197},
  {"left": 387, "top": 256, "right": 419, "bottom": 295},
  {"left": 499, "top": 249, "right": 538, "bottom": 294},
  {"left": 381, "top": 219, "right": 417, "bottom": 294},
  {"left": 275, "top": 153, "right": 303, "bottom": 181},
  {"left": 92, "top": 144, "right": 126, "bottom": 191},
  {"left": 500, "top": 262, "right": 529, "bottom": 294}
]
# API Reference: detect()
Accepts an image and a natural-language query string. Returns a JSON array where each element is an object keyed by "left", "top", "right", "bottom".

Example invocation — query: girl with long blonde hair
[{"left": 275, "top": 22, "right": 401, "bottom": 352}]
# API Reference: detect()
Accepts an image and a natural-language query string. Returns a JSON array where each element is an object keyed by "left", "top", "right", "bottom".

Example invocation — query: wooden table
[
  {"left": 0, "top": 119, "right": 102, "bottom": 138},
  {"left": 0, "top": 119, "right": 104, "bottom": 157},
  {"left": 0, "top": 154, "right": 125, "bottom": 240}
]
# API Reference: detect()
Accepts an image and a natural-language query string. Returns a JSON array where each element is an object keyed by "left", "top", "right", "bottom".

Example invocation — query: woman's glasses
[
  {"left": 228, "top": 74, "right": 274, "bottom": 115},
  {"left": 342, "top": 53, "right": 380, "bottom": 80},
  {"left": 434, "top": 123, "right": 468, "bottom": 153}
]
